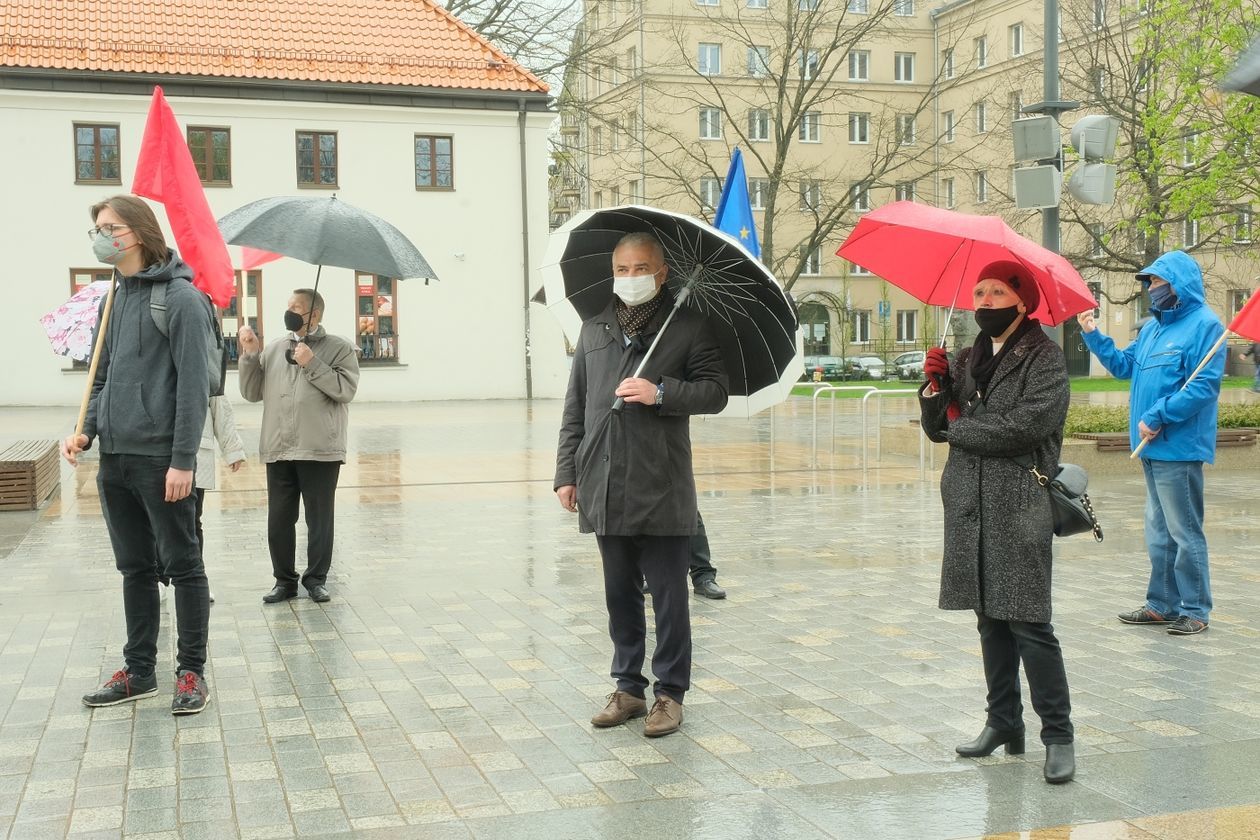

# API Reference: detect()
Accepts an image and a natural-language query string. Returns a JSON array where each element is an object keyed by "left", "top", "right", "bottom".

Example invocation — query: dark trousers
[
  {"left": 266, "top": 460, "right": 341, "bottom": 589},
  {"left": 976, "top": 612, "right": 1074, "bottom": 745},
  {"left": 98, "top": 454, "right": 210, "bottom": 676},
  {"left": 596, "top": 534, "right": 691, "bottom": 704},
  {"left": 689, "top": 511, "right": 717, "bottom": 583}
]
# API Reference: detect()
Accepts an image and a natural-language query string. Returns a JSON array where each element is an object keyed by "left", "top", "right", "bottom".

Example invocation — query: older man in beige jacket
[{"left": 238, "top": 288, "right": 359, "bottom": 604}]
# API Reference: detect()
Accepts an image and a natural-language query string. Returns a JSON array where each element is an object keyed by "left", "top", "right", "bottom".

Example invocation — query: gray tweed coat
[{"left": 919, "top": 327, "right": 1070, "bottom": 623}]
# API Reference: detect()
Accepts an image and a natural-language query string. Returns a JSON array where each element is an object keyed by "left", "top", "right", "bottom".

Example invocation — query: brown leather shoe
[
  {"left": 591, "top": 691, "right": 648, "bottom": 728},
  {"left": 643, "top": 695, "right": 683, "bottom": 737}
]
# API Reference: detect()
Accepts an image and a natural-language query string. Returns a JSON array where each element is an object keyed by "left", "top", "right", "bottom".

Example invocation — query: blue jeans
[{"left": 1141, "top": 459, "right": 1212, "bottom": 622}]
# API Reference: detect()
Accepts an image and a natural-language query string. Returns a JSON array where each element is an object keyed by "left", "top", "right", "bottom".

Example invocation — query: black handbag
[{"left": 1014, "top": 456, "right": 1103, "bottom": 541}]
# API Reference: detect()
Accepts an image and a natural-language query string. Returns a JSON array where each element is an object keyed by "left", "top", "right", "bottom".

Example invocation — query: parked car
[
  {"left": 801, "top": 355, "right": 819, "bottom": 382},
  {"left": 893, "top": 350, "right": 926, "bottom": 380},
  {"left": 815, "top": 355, "right": 846, "bottom": 380},
  {"left": 848, "top": 355, "right": 888, "bottom": 381}
]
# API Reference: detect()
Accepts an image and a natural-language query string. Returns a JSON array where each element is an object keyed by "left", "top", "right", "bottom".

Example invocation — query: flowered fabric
[{"left": 40, "top": 280, "right": 112, "bottom": 361}]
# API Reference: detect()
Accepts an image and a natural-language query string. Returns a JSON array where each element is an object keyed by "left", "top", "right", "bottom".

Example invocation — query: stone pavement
[{"left": 0, "top": 397, "right": 1258, "bottom": 840}]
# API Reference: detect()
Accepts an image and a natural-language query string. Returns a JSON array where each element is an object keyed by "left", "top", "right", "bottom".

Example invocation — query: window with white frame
[
  {"left": 749, "top": 178, "right": 769, "bottom": 210},
  {"left": 629, "top": 179, "right": 642, "bottom": 203},
  {"left": 747, "top": 0, "right": 768, "bottom": 7},
  {"left": 592, "top": 126, "right": 603, "bottom": 154},
  {"left": 976, "top": 171, "right": 988, "bottom": 203},
  {"left": 896, "top": 114, "right": 916, "bottom": 145},
  {"left": 942, "top": 110, "right": 955, "bottom": 142},
  {"left": 1184, "top": 217, "right": 1199, "bottom": 248},
  {"left": 850, "top": 261, "right": 872, "bottom": 276},
  {"left": 800, "top": 0, "right": 819, "bottom": 9},
  {"left": 850, "top": 181, "right": 870, "bottom": 212},
  {"left": 1134, "top": 226, "right": 1149, "bottom": 255},
  {"left": 748, "top": 108, "right": 770, "bottom": 141},
  {"left": 852, "top": 310, "right": 872, "bottom": 343},
  {"left": 801, "top": 245, "right": 821, "bottom": 275},
  {"left": 799, "top": 112, "right": 821, "bottom": 142},
  {"left": 1010, "top": 91, "right": 1024, "bottom": 121},
  {"left": 895, "top": 180, "right": 917, "bottom": 201},
  {"left": 894, "top": 52, "right": 915, "bottom": 82},
  {"left": 800, "top": 49, "right": 820, "bottom": 79},
  {"left": 1228, "top": 288, "right": 1251, "bottom": 320},
  {"left": 699, "top": 107, "right": 723, "bottom": 139},
  {"left": 943, "top": 48, "right": 955, "bottom": 79},
  {"left": 1010, "top": 23, "right": 1023, "bottom": 56},
  {"left": 1089, "top": 223, "right": 1105, "bottom": 256},
  {"left": 594, "top": 190, "right": 604, "bottom": 208},
  {"left": 1235, "top": 206, "right": 1253, "bottom": 243},
  {"left": 700, "top": 177, "right": 721, "bottom": 209},
  {"left": 896, "top": 310, "right": 917, "bottom": 342},
  {"left": 975, "top": 100, "right": 987, "bottom": 132},
  {"left": 1092, "top": 66, "right": 1108, "bottom": 96},
  {"left": 611, "top": 185, "right": 621, "bottom": 205},
  {"left": 799, "top": 180, "right": 822, "bottom": 211},
  {"left": 894, "top": 0, "right": 914, "bottom": 15},
  {"left": 697, "top": 0, "right": 718, "bottom": 5},
  {"left": 748, "top": 45, "right": 771, "bottom": 77},
  {"left": 611, "top": 120, "right": 621, "bottom": 151},
  {"left": 698, "top": 43, "right": 721, "bottom": 75},
  {"left": 1135, "top": 59, "right": 1151, "bottom": 93},
  {"left": 848, "top": 0, "right": 869, "bottom": 12},
  {"left": 943, "top": 177, "right": 955, "bottom": 208},
  {"left": 848, "top": 112, "right": 870, "bottom": 143},
  {"left": 975, "top": 36, "right": 987, "bottom": 68},
  {"left": 1182, "top": 132, "right": 1199, "bottom": 167},
  {"left": 847, "top": 50, "right": 869, "bottom": 81}
]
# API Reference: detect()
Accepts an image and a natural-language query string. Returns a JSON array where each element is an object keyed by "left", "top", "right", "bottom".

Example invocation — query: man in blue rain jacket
[{"left": 1077, "top": 250, "right": 1225, "bottom": 635}]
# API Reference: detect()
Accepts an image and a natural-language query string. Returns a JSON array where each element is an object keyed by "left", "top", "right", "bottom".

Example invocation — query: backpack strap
[{"left": 149, "top": 280, "right": 169, "bottom": 337}]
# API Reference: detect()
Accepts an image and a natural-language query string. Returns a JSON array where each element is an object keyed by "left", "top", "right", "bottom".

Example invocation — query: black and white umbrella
[{"left": 539, "top": 205, "right": 803, "bottom": 418}]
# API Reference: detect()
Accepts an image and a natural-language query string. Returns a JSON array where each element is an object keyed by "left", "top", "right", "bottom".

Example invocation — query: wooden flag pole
[
  {"left": 1130, "top": 330, "right": 1229, "bottom": 459},
  {"left": 74, "top": 274, "right": 119, "bottom": 438}
]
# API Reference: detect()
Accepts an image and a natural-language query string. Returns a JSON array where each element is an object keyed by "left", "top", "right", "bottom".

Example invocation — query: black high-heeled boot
[
  {"left": 1043, "top": 742, "right": 1075, "bottom": 783},
  {"left": 955, "top": 726, "right": 1026, "bottom": 757}
]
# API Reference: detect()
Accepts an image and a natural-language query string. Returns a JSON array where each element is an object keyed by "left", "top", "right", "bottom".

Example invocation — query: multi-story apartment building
[{"left": 558, "top": 0, "right": 1259, "bottom": 376}]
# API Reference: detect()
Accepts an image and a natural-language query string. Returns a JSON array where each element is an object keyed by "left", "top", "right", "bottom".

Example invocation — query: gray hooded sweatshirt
[{"left": 82, "top": 254, "right": 212, "bottom": 471}]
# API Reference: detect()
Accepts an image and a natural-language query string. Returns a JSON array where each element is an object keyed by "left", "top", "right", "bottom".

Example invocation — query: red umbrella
[{"left": 836, "top": 201, "right": 1096, "bottom": 327}]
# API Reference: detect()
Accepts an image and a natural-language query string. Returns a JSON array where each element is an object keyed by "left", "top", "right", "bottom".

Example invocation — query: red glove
[{"left": 923, "top": 347, "right": 950, "bottom": 391}]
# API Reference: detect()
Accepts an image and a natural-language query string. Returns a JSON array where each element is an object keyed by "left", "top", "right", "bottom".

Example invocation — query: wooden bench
[
  {"left": 1072, "top": 429, "right": 1258, "bottom": 452},
  {"left": 0, "top": 440, "right": 60, "bottom": 510}
]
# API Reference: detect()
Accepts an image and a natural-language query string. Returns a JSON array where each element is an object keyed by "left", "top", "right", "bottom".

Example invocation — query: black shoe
[
  {"left": 955, "top": 726, "right": 1025, "bottom": 757},
  {"left": 307, "top": 584, "right": 331, "bottom": 603},
  {"left": 171, "top": 670, "right": 210, "bottom": 715},
  {"left": 693, "top": 578, "right": 727, "bottom": 599},
  {"left": 1167, "top": 616, "right": 1208, "bottom": 635},
  {"left": 82, "top": 668, "right": 158, "bottom": 707},
  {"left": 1044, "top": 742, "right": 1075, "bottom": 783},
  {"left": 1117, "top": 606, "right": 1175, "bottom": 625},
  {"left": 263, "top": 585, "right": 298, "bottom": 604}
]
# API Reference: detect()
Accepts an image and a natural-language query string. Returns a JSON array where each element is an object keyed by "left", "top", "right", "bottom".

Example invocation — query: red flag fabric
[
  {"left": 1228, "top": 289, "right": 1260, "bottom": 341},
  {"left": 241, "top": 247, "right": 282, "bottom": 271},
  {"left": 132, "top": 86, "right": 235, "bottom": 308}
]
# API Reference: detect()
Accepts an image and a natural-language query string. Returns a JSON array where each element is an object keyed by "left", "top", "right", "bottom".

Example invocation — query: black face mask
[
  {"left": 283, "top": 310, "right": 306, "bottom": 332},
  {"left": 974, "top": 305, "right": 1021, "bottom": 338}
]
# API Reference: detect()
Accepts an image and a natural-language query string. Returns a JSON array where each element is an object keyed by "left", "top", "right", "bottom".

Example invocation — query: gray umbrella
[
  {"left": 217, "top": 195, "right": 437, "bottom": 280},
  {"left": 1222, "top": 35, "right": 1260, "bottom": 97}
]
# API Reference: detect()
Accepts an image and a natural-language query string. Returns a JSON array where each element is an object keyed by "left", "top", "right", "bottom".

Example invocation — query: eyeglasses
[{"left": 88, "top": 224, "right": 131, "bottom": 240}]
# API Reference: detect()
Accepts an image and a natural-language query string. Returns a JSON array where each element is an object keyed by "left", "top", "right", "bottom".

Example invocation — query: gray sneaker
[
  {"left": 82, "top": 668, "right": 158, "bottom": 707},
  {"left": 171, "top": 670, "right": 210, "bottom": 715},
  {"left": 1117, "top": 607, "right": 1175, "bottom": 625},
  {"left": 1167, "top": 616, "right": 1208, "bottom": 635}
]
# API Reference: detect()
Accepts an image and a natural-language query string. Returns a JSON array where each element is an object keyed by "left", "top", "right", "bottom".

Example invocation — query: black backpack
[{"left": 149, "top": 282, "right": 228, "bottom": 397}]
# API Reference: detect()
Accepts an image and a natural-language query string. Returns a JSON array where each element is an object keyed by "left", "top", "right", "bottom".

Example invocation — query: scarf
[
  {"left": 616, "top": 287, "right": 667, "bottom": 338},
  {"left": 968, "top": 316, "right": 1039, "bottom": 397}
]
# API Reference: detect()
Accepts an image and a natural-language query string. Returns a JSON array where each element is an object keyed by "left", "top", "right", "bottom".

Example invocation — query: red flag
[
  {"left": 133, "top": 86, "right": 235, "bottom": 308},
  {"left": 1228, "top": 289, "right": 1260, "bottom": 341},
  {"left": 241, "top": 247, "right": 282, "bottom": 271}
]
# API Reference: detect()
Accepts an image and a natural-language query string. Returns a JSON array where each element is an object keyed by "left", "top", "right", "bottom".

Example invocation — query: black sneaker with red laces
[
  {"left": 82, "top": 668, "right": 158, "bottom": 707},
  {"left": 171, "top": 670, "right": 210, "bottom": 715}
]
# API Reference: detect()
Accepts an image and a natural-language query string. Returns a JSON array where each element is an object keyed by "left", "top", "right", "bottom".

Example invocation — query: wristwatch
[{"left": 654, "top": 383, "right": 664, "bottom": 405}]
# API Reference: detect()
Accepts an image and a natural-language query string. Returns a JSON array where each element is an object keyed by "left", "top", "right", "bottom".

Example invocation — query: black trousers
[
  {"left": 976, "top": 612, "right": 1074, "bottom": 745},
  {"left": 98, "top": 454, "right": 210, "bottom": 676},
  {"left": 596, "top": 534, "right": 691, "bottom": 704},
  {"left": 689, "top": 512, "right": 717, "bottom": 583},
  {"left": 266, "top": 460, "right": 341, "bottom": 589}
]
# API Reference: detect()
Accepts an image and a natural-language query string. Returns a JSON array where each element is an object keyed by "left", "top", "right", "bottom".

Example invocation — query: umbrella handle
[
  {"left": 75, "top": 274, "right": 119, "bottom": 438},
  {"left": 1129, "top": 331, "right": 1228, "bottom": 460},
  {"left": 611, "top": 281, "right": 696, "bottom": 412}
]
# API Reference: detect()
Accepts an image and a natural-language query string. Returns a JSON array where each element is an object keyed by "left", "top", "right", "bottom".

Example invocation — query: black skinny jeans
[
  {"left": 976, "top": 612, "right": 1074, "bottom": 745},
  {"left": 266, "top": 460, "right": 341, "bottom": 589},
  {"left": 98, "top": 453, "right": 210, "bottom": 677}
]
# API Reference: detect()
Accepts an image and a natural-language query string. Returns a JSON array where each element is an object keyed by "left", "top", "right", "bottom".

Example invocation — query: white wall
[{"left": 0, "top": 88, "right": 570, "bottom": 406}]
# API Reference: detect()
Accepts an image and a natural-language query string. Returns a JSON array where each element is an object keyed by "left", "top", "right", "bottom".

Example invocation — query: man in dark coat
[{"left": 555, "top": 232, "right": 728, "bottom": 738}]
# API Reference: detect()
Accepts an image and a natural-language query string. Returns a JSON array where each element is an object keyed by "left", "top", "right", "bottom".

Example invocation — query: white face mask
[{"left": 613, "top": 272, "right": 660, "bottom": 306}]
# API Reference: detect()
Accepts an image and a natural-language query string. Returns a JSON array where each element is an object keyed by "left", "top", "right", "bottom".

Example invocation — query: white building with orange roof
[{"left": 0, "top": 0, "right": 564, "bottom": 406}]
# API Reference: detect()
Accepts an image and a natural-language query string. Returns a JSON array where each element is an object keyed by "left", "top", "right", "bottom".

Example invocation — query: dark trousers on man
[
  {"left": 976, "top": 612, "right": 1073, "bottom": 745},
  {"left": 98, "top": 454, "right": 210, "bottom": 677},
  {"left": 266, "top": 460, "right": 341, "bottom": 589},
  {"left": 689, "top": 512, "right": 717, "bottom": 584},
  {"left": 596, "top": 535, "right": 691, "bottom": 703}
]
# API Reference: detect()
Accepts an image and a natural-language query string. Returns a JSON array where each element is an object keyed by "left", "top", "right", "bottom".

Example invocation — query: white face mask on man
[{"left": 613, "top": 272, "right": 661, "bottom": 306}]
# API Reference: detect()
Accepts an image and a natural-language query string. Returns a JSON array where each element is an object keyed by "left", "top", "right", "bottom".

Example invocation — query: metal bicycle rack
[{"left": 810, "top": 384, "right": 877, "bottom": 464}]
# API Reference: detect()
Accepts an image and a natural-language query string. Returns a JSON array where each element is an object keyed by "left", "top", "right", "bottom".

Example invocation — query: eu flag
[{"left": 713, "top": 148, "right": 760, "bottom": 258}]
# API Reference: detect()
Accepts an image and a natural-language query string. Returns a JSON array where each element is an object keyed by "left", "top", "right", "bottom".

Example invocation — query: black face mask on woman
[
  {"left": 283, "top": 309, "right": 307, "bottom": 332},
  {"left": 974, "top": 305, "right": 1021, "bottom": 338}
]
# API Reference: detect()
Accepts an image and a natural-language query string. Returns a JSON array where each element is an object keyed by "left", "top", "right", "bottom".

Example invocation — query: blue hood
[{"left": 1138, "top": 250, "right": 1205, "bottom": 321}]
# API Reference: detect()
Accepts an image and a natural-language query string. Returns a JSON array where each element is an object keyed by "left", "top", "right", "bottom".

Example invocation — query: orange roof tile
[{"left": 0, "top": 0, "right": 549, "bottom": 94}]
